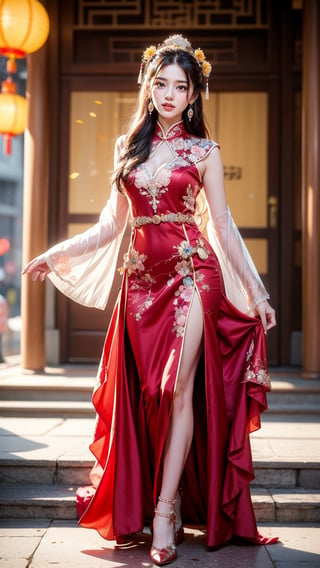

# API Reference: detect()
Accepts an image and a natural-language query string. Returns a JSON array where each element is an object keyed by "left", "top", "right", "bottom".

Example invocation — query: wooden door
[{"left": 205, "top": 89, "right": 280, "bottom": 364}]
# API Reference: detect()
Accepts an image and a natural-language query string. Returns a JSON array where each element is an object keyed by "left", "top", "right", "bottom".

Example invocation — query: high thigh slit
[{"left": 79, "top": 120, "right": 271, "bottom": 547}]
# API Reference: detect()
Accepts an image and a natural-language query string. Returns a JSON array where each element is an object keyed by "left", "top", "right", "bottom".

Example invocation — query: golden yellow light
[{"left": 69, "top": 172, "right": 80, "bottom": 180}]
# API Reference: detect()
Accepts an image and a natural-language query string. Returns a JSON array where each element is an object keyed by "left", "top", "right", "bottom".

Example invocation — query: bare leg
[{"left": 152, "top": 292, "right": 203, "bottom": 550}]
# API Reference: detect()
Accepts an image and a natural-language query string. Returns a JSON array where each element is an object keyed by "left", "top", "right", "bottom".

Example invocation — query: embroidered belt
[{"left": 132, "top": 212, "right": 196, "bottom": 228}]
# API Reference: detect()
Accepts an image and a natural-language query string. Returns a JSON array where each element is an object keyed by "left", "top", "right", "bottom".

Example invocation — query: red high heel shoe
[
  {"left": 150, "top": 489, "right": 185, "bottom": 546},
  {"left": 150, "top": 497, "right": 177, "bottom": 566}
]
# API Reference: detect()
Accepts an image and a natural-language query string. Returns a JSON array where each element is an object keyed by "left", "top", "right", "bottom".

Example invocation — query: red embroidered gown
[{"left": 73, "top": 121, "right": 271, "bottom": 547}]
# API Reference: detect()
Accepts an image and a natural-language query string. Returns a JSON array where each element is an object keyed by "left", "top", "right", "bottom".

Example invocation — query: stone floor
[{"left": 0, "top": 520, "right": 319, "bottom": 567}]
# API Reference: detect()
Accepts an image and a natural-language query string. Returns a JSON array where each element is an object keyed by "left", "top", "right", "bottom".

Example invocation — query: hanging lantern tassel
[
  {"left": 6, "top": 54, "right": 17, "bottom": 74},
  {"left": 137, "top": 62, "right": 144, "bottom": 85},
  {"left": 205, "top": 77, "right": 209, "bottom": 100},
  {"left": 3, "top": 133, "right": 13, "bottom": 155}
]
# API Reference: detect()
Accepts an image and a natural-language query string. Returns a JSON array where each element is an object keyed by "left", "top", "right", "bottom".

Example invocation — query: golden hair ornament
[{"left": 138, "top": 36, "right": 213, "bottom": 99}]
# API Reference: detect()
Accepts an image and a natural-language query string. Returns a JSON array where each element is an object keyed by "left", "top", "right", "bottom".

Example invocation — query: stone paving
[{"left": 0, "top": 520, "right": 319, "bottom": 567}]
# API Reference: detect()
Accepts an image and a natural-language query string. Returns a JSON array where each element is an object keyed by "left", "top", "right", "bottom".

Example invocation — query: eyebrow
[{"left": 156, "top": 76, "right": 188, "bottom": 84}]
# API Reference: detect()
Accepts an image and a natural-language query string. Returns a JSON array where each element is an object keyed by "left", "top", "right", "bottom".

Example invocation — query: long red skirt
[{"left": 79, "top": 264, "right": 270, "bottom": 547}]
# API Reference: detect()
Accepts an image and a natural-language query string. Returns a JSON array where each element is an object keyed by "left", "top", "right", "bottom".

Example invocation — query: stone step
[
  {"left": 1, "top": 403, "right": 315, "bottom": 419},
  {"left": 1, "top": 372, "right": 319, "bottom": 401},
  {"left": 0, "top": 456, "right": 319, "bottom": 488},
  {"left": 1, "top": 373, "right": 320, "bottom": 417},
  {"left": 0, "top": 400, "right": 95, "bottom": 417},
  {"left": 1, "top": 401, "right": 319, "bottom": 418},
  {"left": 0, "top": 376, "right": 94, "bottom": 402},
  {"left": 0, "top": 484, "right": 319, "bottom": 523},
  {"left": 266, "top": 404, "right": 320, "bottom": 415}
]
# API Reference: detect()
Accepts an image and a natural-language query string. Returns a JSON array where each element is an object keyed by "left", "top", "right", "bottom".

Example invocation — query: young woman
[{"left": 24, "top": 35, "right": 277, "bottom": 566}]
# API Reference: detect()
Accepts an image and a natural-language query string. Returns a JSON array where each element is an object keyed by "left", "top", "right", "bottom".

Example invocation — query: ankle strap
[
  {"left": 154, "top": 508, "right": 176, "bottom": 522},
  {"left": 158, "top": 496, "right": 177, "bottom": 505}
]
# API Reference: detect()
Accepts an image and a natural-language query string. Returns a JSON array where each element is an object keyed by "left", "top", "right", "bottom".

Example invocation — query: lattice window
[
  {"left": 108, "top": 36, "right": 237, "bottom": 65},
  {"left": 75, "top": 0, "right": 269, "bottom": 30}
]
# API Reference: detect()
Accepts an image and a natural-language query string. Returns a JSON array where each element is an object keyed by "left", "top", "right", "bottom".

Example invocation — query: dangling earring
[
  {"left": 148, "top": 99, "right": 154, "bottom": 115},
  {"left": 187, "top": 104, "right": 194, "bottom": 122}
]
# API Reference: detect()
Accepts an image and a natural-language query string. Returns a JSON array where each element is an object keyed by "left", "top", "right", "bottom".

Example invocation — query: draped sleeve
[
  {"left": 46, "top": 187, "right": 129, "bottom": 309},
  {"left": 207, "top": 206, "right": 269, "bottom": 314},
  {"left": 40, "top": 134, "right": 130, "bottom": 310}
]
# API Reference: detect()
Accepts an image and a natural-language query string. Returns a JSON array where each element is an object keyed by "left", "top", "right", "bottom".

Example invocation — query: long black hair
[{"left": 113, "top": 37, "right": 210, "bottom": 191}]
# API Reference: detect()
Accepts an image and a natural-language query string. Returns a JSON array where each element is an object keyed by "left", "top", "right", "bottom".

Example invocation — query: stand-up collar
[{"left": 153, "top": 120, "right": 186, "bottom": 141}]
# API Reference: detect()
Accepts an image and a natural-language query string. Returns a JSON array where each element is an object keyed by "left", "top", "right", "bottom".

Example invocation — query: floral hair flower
[
  {"left": 202, "top": 60, "right": 212, "bottom": 78},
  {"left": 137, "top": 45, "right": 157, "bottom": 84},
  {"left": 194, "top": 48, "right": 205, "bottom": 63},
  {"left": 142, "top": 45, "right": 157, "bottom": 63},
  {"left": 194, "top": 48, "right": 212, "bottom": 99}
]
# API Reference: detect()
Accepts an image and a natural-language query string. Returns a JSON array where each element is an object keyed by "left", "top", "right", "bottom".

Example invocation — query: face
[{"left": 150, "top": 63, "right": 197, "bottom": 129}]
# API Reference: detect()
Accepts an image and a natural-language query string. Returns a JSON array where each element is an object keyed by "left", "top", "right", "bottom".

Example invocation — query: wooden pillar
[
  {"left": 21, "top": 45, "right": 48, "bottom": 371},
  {"left": 302, "top": 0, "right": 320, "bottom": 377}
]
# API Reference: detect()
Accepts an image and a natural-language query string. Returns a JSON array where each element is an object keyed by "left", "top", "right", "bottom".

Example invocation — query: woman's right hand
[{"left": 22, "top": 255, "right": 51, "bottom": 282}]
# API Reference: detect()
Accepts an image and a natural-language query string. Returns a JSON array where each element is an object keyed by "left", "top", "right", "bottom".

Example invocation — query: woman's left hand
[{"left": 254, "top": 300, "right": 277, "bottom": 333}]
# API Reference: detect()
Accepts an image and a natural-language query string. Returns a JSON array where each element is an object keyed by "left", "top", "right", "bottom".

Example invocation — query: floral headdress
[{"left": 137, "top": 35, "right": 213, "bottom": 100}]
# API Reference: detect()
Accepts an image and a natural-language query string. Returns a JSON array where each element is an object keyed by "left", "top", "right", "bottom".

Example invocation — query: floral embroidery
[
  {"left": 171, "top": 137, "right": 185, "bottom": 151},
  {"left": 243, "top": 339, "right": 271, "bottom": 389},
  {"left": 134, "top": 124, "right": 216, "bottom": 212},
  {"left": 182, "top": 184, "right": 196, "bottom": 212},
  {"left": 120, "top": 249, "right": 147, "bottom": 276},
  {"left": 52, "top": 254, "right": 72, "bottom": 276},
  {"left": 171, "top": 256, "right": 195, "bottom": 336},
  {"left": 190, "top": 144, "right": 206, "bottom": 160},
  {"left": 175, "top": 238, "right": 210, "bottom": 261},
  {"left": 134, "top": 165, "right": 172, "bottom": 213},
  {"left": 175, "top": 259, "right": 191, "bottom": 276},
  {"left": 176, "top": 240, "right": 194, "bottom": 259},
  {"left": 195, "top": 238, "right": 209, "bottom": 260},
  {"left": 129, "top": 289, "right": 155, "bottom": 321},
  {"left": 172, "top": 279, "right": 193, "bottom": 337},
  {"left": 195, "top": 271, "right": 210, "bottom": 292},
  {"left": 173, "top": 304, "right": 189, "bottom": 336},
  {"left": 153, "top": 123, "right": 217, "bottom": 166},
  {"left": 142, "top": 272, "right": 154, "bottom": 284},
  {"left": 173, "top": 137, "right": 216, "bottom": 165},
  {"left": 182, "top": 275, "right": 193, "bottom": 289},
  {"left": 123, "top": 250, "right": 155, "bottom": 321}
]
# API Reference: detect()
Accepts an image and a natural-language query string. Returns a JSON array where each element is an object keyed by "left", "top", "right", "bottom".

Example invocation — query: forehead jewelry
[{"left": 137, "top": 36, "right": 212, "bottom": 100}]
